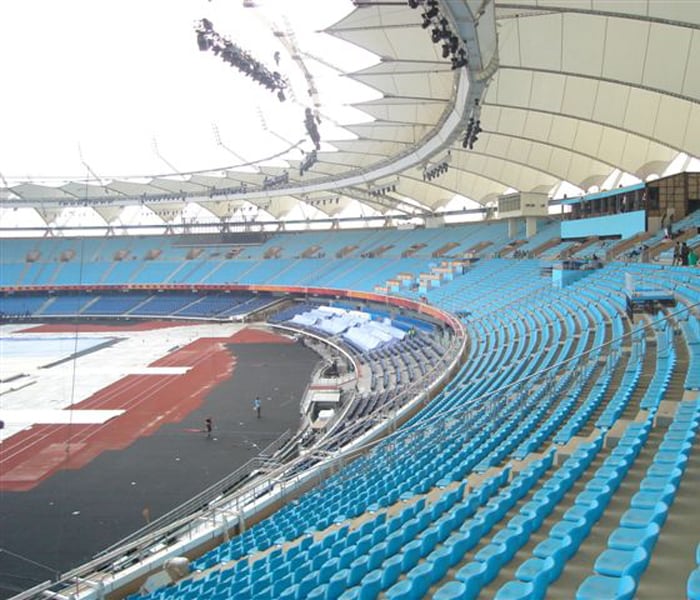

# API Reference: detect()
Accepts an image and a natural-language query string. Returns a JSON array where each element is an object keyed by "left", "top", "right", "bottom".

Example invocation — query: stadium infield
[{"left": 0, "top": 325, "right": 319, "bottom": 599}]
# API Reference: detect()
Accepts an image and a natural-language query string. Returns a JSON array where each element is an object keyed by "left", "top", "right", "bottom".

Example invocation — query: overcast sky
[{"left": 0, "top": 0, "right": 379, "bottom": 184}]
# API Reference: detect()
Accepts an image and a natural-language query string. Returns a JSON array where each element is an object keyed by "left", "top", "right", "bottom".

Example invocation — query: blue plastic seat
[
  {"left": 348, "top": 556, "right": 369, "bottom": 587},
  {"left": 688, "top": 567, "right": 700, "bottom": 600},
  {"left": 433, "top": 580, "right": 467, "bottom": 600},
  {"left": 358, "top": 569, "right": 383, "bottom": 600},
  {"left": 645, "top": 464, "right": 682, "bottom": 485},
  {"left": 419, "top": 526, "right": 440, "bottom": 557},
  {"left": 576, "top": 574, "right": 636, "bottom": 600},
  {"left": 385, "top": 578, "right": 412, "bottom": 600},
  {"left": 406, "top": 561, "right": 434, "bottom": 597},
  {"left": 533, "top": 535, "right": 576, "bottom": 564},
  {"left": 492, "top": 528, "right": 525, "bottom": 561},
  {"left": 427, "top": 546, "right": 452, "bottom": 581},
  {"left": 549, "top": 516, "right": 589, "bottom": 546},
  {"left": 455, "top": 559, "right": 488, "bottom": 590},
  {"left": 380, "top": 554, "right": 403, "bottom": 590},
  {"left": 607, "top": 523, "right": 660, "bottom": 553},
  {"left": 619, "top": 502, "right": 668, "bottom": 529},
  {"left": 493, "top": 578, "right": 546, "bottom": 600},
  {"left": 327, "top": 569, "right": 350, "bottom": 600},
  {"left": 594, "top": 547, "right": 649, "bottom": 581},
  {"left": 474, "top": 543, "right": 509, "bottom": 584},
  {"left": 514, "top": 556, "right": 559, "bottom": 584},
  {"left": 629, "top": 484, "right": 675, "bottom": 510}
]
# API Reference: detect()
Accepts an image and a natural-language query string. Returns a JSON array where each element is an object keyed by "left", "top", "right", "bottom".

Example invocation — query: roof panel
[
  {"left": 653, "top": 95, "right": 693, "bottom": 152},
  {"left": 683, "top": 31, "right": 700, "bottom": 99},
  {"left": 683, "top": 103, "right": 700, "bottom": 157},
  {"left": 548, "top": 114, "right": 578, "bottom": 149},
  {"left": 623, "top": 88, "right": 660, "bottom": 138},
  {"left": 11, "top": 183, "right": 76, "bottom": 200},
  {"left": 530, "top": 71, "right": 565, "bottom": 114},
  {"left": 517, "top": 13, "right": 563, "bottom": 72},
  {"left": 60, "top": 182, "right": 117, "bottom": 199},
  {"left": 643, "top": 23, "right": 693, "bottom": 96},
  {"left": 596, "top": 126, "right": 628, "bottom": 167},
  {"left": 559, "top": 75, "right": 597, "bottom": 119},
  {"left": 647, "top": 0, "right": 700, "bottom": 27},
  {"left": 602, "top": 18, "right": 649, "bottom": 84},
  {"left": 592, "top": 81, "right": 631, "bottom": 129},
  {"left": 561, "top": 13, "right": 607, "bottom": 77}
]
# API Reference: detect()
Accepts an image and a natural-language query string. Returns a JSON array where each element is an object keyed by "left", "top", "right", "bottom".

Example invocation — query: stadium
[{"left": 0, "top": 0, "right": 699, "bottom": 599}]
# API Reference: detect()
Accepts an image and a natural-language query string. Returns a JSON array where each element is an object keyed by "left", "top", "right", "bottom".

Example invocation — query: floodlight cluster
[
  {"left": 196, "top": 19, "right": 289, "bottom": 102},
  {"left": 263, "top": 172, "right": 290, "bottom": 190},
  {"left": 462, "top": 116, "right": 482, "bottom": 149},
  {"left": 423, "top": 160, "right": 449, "bottom": 181},
  {"left": 304, "top": 108, "right": 321, "bottom": 150},
  {"left": 299, "top": 150, "right": 318, "bottom": 177},
  {"left": 408, "top": 0, "right": 468, "bottom": 70},
  {"left": 369, "top": 183, "right": 397, "bottom": 197}
]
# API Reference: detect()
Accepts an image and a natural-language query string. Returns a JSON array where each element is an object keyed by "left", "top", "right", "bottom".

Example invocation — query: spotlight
[
  {"left": 425, "top": 5, "right": 439, "bottom": 19},
  {"left": 195, "top": 19, "right": 289, "bottom": 101},
  {"left": 442, "top": 43, "right": 450, "bottom": 59},
  {"left": 408, "top": 0, "right": 421, "bottom": 8},
  {"left": 431, "top": 28, "right": 442, "bottom": 43}
]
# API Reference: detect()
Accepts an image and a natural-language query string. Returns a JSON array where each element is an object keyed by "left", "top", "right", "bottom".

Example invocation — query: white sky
[{"left": 0, "top": 0, "right": 379, "bottom": 184}]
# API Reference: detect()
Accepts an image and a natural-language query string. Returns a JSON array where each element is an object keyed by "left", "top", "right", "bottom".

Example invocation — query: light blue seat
[
  {"left": 639, "top": 474, "right": 676, "bottom": 492},
  {"left": 338, "top": 587, "right": 360, "bottom": 600},
  {"left": 594, "top": 547, "right": 649, "bottom": 581},
  {"left": 326, "top": 569, "right": 350, "bottom": 600},
  {"left": 507, "top": 514, "right": 536, "bottom": 537},
  {"left": 474, "top": 543, "right": 509, "bottom": 584},
  {"left": 576, "top": 574, "right": 636, "bottom": 600},
  {"left": 358, "top": 569, "right": 383, "bottom": 600},
  {"left": 427, "top": 546, "right": 452, "bottom": 581},
  {"left": 549, "top": 516, "right": 589, "bottom": 546},
  {"left": 458, "top": 519, "right": 485, "bottom": 548},
  {"left": 492, "top": 528, "right": 525, "bottom": 561},
  {"left": 564, "top": 502, "right": 602, "bottom": 526},
  {"left": 493, "top": 578, "right": 546, "bottom": 600},
  {"left": 533, "top": 535, "right": 576, "bottom": 564},
  {"left": 308, "top": 585, "right": 328, "bottom": 600},
  {"left": 619, "top": 502, "right": 668, "bottom": 529},
  {"left": 519, "top": 499, "right": 550, "bottom": 528},
  {"left": 348, "top": 556, "right": 369, "bottom": 587},
  {"left": 688, "top": 567, "right": 700, "bottom": 600},
  {"left": 385, "top": 532, "right": 404, "bottom": 557},
  {"left": 444, "top": 531, "right": 475, "bottom": 566},
  {"left": 629, "top": 484, "right": 675, "bottom": 509},
  {"left": 368, "top": 543, "right": 387, "bottom": 570},
  {"left": 645, "top": 464, "right": 682, "bottom": 485},
  {"left": 455, "top": 560, "right": 488, "bottom": 596},
  {"left": 380, "top": 554, "right": 403, "bottom": 590},
  {"left": 406, "top": 561, "right": 434, "bottom": 597},
  {"left": 339, "top": 547, "right": 356, "bottom": 570},
  {"left": 400, "top": 539, "right": 422, "bottom": 571},
  {"left": 658, "top": 439, "right": 692, "bottom": 456},
  {"left": 433, "top": 580, "right": 467, "bottom": 600},
  {"left": 298, "top": 572, "right": 320, "bottom": 599},
  {"left": 419, "top": 527, "right": 440, "bottom": 557},
  {"left": 515, "top": 556, "right": 559, "bottom": 584},
  {"left": 607, "top": 523, "right": 660, "bottom": 554},
  {"left": 385, "top": 579, "right": 412, "bottom": 600}
]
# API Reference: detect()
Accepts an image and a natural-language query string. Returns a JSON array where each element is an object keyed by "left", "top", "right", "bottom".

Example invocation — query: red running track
[{"left": 0, "top": 333, "right": 239, "bottom": 492}]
